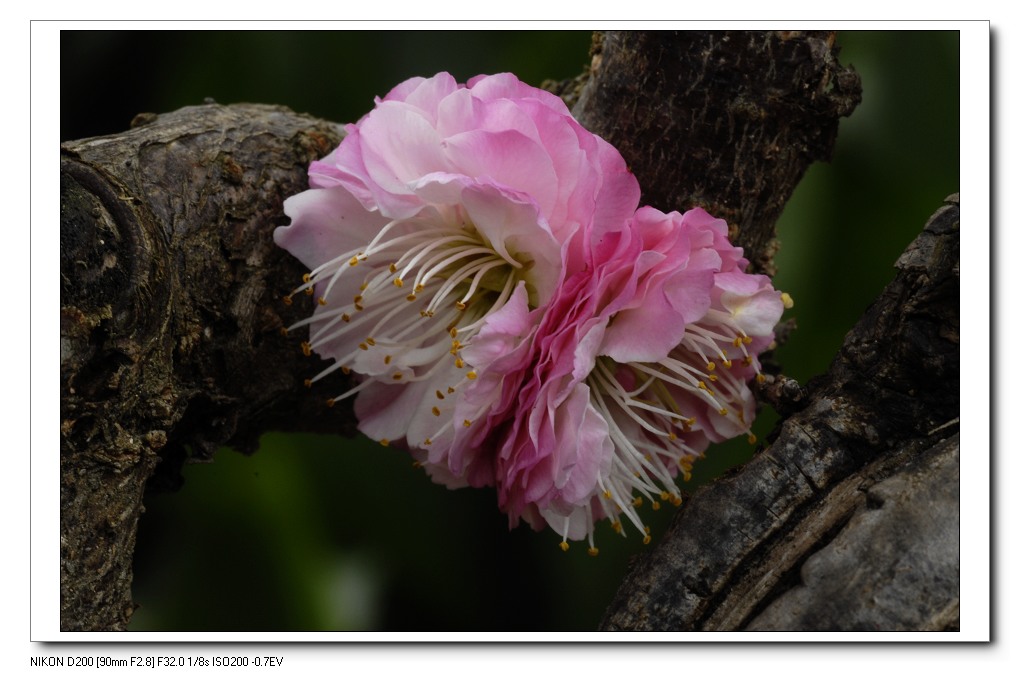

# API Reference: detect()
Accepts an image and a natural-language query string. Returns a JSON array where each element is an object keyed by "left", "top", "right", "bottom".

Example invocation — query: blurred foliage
[{"left": 60, "top": 30, "right": 959, "bottom": 632}]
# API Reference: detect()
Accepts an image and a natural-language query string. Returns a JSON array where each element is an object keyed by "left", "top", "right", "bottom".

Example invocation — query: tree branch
[
  {"left": 572, "top": 31, "right": 861, "bottom": 275},
  {"left": 60, "top": 104, "right": 348, "bottom": 630},
  {"left": 600, "top": 196, "right": 960, "bottom": 631}
]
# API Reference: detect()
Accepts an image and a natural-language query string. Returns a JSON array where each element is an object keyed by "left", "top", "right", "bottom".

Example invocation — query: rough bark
[
  {"left": 600, "top": 196, "right": 960, "bottom": 631},
  {"left": 572, "top": 31, "right": 861, "bottom": 275},
  {"left": 59, "top": 31, "right": 871, "bottom": 631},
  {"left": 60, "top": 104, "right": 349, "bottom": 630}
]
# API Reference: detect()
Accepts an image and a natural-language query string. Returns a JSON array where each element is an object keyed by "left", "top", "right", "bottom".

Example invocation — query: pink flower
[
  {"left": 276, "top": 71, "right": 788, "bottom": 553},
  {"left": 274, "top": 72, "right": 639, "bottom": 453},
  {"left": 434, "top": 206, "right": 785, "bottom": 553}
]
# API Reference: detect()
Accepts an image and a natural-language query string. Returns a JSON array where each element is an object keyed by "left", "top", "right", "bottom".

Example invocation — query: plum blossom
[
  {"left": 277, "top": 71, "right": 787, "bottom": 554},
  {"left": 432, "top": 206, "right": 786, "bottom": 554},
  {"left": 275, "top": 72, "right": 639, "bottom": 455}
]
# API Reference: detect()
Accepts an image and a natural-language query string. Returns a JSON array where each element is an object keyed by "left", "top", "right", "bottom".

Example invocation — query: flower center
[
  {"left": 284, "top": 210, "right": 523, "bottom": 403},
  {"left": 578, "top": 315, "right": 766, "bottom": 549}
]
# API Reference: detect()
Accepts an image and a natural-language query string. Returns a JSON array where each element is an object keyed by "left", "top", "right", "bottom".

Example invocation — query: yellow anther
[
  {"left": 341, "top": 313, "right": 351, "bottom": 323},
  {"left": 303, "top": 378, "right": 312, "bottom": 388},
  {"left": 612, "top": 520, "right": 623, "bottom": 534},
  {"left": 723, "top": 359, "right": 733, "bottom": 369},
  {"left": 643, "top": 534, "right": 652, "bottom": 546},
  {"left": 353, "top": 295, "right": 363, "bottom": 305},
  {"left": 743, "top": 335, "right": 753, "bottom": 345},
  {"left": 423, "top": 438, "right": 433, "bottom": 446},
  {"left": 781, "top": 292, "right": 794, "bottom": 309},
  {"left": 559, "top": 541, "right": 570, "bottom": 552},
  {"left": 282, "top": 295, "right": 293, "bottom": 306},
  {"left": 652, "top": 501, "right": 661, "bottom": 511},
  {"left": 671, "top": 494, "right": 683, "bottom": 506},
  {"left": 449, "top": 328, "right": 458, "bottom": 339},
  {"left": 365, "top": 337, "right": 376, "bottom": 346},
  {"left": 432, "top": 406, "right": 441, "bottom": 417},
  {"left": 719, "top": 408, "right": 729, "bottom": 416},
  {"left": 302, "top": 273, "right": 311, "bottom": 283},
  {"left": 463, "top": 419, "right": 472, "bottom": 428},
  {"left": 708, "top": 374, "right": 718, "bottom": 382},
  {"left": 301, "top": 342, "right": 312, "bottom": 357},
  {"left": 632, "top": 497, "right": 643, "bottom": 508},
  {"left": 756, "top": 373, "right": 766, "bottom": 384},
  {"left": 706, "top": 361, "right": 716, "bottom": 371},
  {"left": 455, "top": 301, "right": 467, "bottom": 310},
  {"left": 733, "top": 336, "right": 744, "bottom": 347},
  {"left": 406, "top": 294, "right": 417, "bottom": 301},
  {"left": 358, "top": 342, "right": 369, "bottom": 351},
  {"left": 326, "top": 398, "right": 335, "bottom": 408},
  {"left": 411, "top": 460, "right": 422, "bottom": 468},
  {"left": 393, "top": 277, "right": 404, "bottom": 287},
  {"left": 359, "top": 283, "right": 368, "bottom": 291},
  {"left": 379, "top": 439, "right": 390, "bottom": 447},
  {"left": 743, "top": 357, "right": 753, "bottom": 366},
  {"left": 354, "top": 303, "right": 364, "bottom": 312},
  {"left": 384, "top": 355, "right": 392, "bottom": 365},
  {"left": 447, "top": 386, "right": 456, "bottom": 394},
  {"left": 389, "top": 263, "right": 397, "bottom": 274},
  {"left": 420, "top": 310, "right": 429, "bottom": 318},
  {"left": 392, "top": 372, "right": 403, "bottom": 381},
  {"left": 451, "top": 340, "right": 462, "bottom": 352},
  {"left": 279, "top": 327, "right": 289, "bottom": 337},
  {"left": 748, "top": 433, "right": 758, "bottom": 445},
  {"left": 660, "top": 491, "right": 671, "bottom": 501},
  {"left": 685, "top": 417, "right": 697, "bottom": 427},
  {"left": 455, "top": 358, "right": 465, "bottom": 369},
  {"left": 466, "top": 371, "right": 478, "bottom": 380},
  {"left": 698, "top": 381, "right": 708, "bottom": 390},
  {"left": 588, "top": 547, "right": 599, "bottom": 557},
  {"left": 341, "top": 366, "right": 351, "bottom": 375},
  {"left": 414, "top": 283, "right": 424, "bottom": 293},
  {"left": 305, "top": 287, "right": 314, "bottom": 296},
  {"left": 668, "top": 432, "right": 677, "bottom": 441},
  {"left": 603, "top": 490, "right": 613, "bottom": 499},
  {"left": 348, "top": 256, "right": 359, "bottom": 267}
]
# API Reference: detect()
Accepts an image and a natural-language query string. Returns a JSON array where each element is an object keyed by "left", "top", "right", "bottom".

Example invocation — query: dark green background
[{"left": 61, "top": 30, "right": 960, "bottom": 631}]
